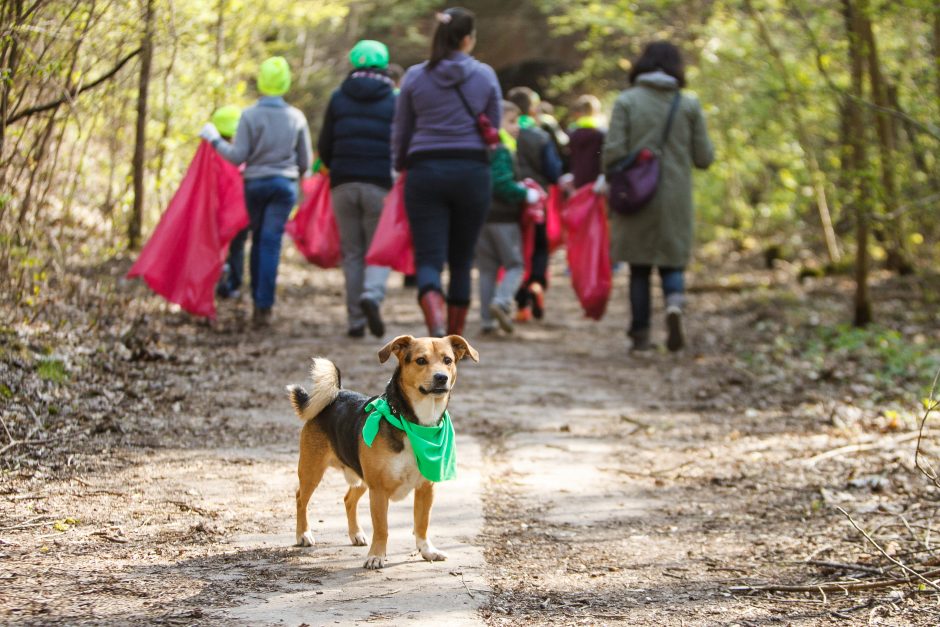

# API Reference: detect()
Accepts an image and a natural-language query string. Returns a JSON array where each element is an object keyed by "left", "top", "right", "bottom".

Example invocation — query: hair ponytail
[{"left": 428, "top": 7, "right": 475, "bottom": 69}]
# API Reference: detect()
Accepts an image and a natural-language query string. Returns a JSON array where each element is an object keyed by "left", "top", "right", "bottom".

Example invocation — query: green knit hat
[
  {"left": 257, "top": 56, "right": 291, "bottom": 96},
  {"left": 210, "top": 105, "right": 241, "bottom": 138},
  {"left": 349, "top": 40, "right": 389, "bottom": 70}
]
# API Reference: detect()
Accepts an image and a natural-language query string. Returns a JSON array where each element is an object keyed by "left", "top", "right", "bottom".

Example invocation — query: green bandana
[
  {"left": 518, "top": 114, "right": 536, "bottom": 130},
  {"left": 362, "top": 397, "right": 456, "bottom": 482}
]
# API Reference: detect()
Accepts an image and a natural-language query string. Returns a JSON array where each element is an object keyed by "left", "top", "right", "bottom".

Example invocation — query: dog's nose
[{"left": 433, "top": 373, "right": 449, "bottom": 386}]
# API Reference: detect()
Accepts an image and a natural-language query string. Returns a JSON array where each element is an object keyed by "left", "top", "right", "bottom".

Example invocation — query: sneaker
[
  {"left": 347, "top": 325, "right": 366, "bottom": 338},
  {"left": 481, "top": 325, "right": 497, "bottom": 336},
  {"left": 359, "top": 297, "right": 385, "bottom": 337},
  {"left": 515, "top": 307, "right": 533, "bottom": 323},
  {"left": 529, "top": 283, "right": 545, "bottom": 320},
  {"left": 489, "top": 303, "right": 514, "bottom": 334},
  {"left": 666, "top": 306, "right": 684, "bottom": 352}
]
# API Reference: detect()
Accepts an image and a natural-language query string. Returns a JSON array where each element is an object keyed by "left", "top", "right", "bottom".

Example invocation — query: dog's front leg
[
  {"left": 414, "top": 481, "right": 447, "bottom": 562},
  {"left": 364, "top": 488, "right": 390, "bottom": 569}
]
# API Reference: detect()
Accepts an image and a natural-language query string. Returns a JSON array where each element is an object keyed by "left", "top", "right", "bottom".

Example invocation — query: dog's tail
[{"left": 287, "top": 358, "right": 341, "bottom": 421}]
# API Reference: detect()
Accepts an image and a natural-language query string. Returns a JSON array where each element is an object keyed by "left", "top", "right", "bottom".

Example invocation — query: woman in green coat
[{"left": 602, "top": 41, "right": 714, "bottom": 352}]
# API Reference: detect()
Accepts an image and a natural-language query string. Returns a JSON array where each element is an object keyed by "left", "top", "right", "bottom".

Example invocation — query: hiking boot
[
  {"left": 529, "top": 283, "right": 545, "bottom": 320},
  {"left": 359, "top": 297, "right": 385, "bottom": 337},
  {"left": 347, "top": 325, "right": 366, "bottom": 338},
  {"left": 628, "top": 328, "right": 653, "bottom": 352},
  {"left": 515, "top": 306, "right": 533, "bottom": 323},
  {"left": 252, "top": 306, "right": 272, "bottom": 328},
  {"left": 489, "top": 303, "right": 514, "bottom": 334},
  {"left": 666, "top": 305, "right": 685, "bottom": 352}
]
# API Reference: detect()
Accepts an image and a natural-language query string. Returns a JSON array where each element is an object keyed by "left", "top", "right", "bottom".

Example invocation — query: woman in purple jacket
[{"left": 392, "top": 7, "right": 502, "bottom": 337}]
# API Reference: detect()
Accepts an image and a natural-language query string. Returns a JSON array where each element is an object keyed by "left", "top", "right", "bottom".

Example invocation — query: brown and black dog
[{"left": 287, "top": 334, "right": 479, "bottom": 570}]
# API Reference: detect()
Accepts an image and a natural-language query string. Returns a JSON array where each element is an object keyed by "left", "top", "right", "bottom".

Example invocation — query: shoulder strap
[
  {"left": 453, "top": 82, "right": 477, "bottom": 120},
  {"left": 658, "top": 92, "right": 682, "bottom": 148}
]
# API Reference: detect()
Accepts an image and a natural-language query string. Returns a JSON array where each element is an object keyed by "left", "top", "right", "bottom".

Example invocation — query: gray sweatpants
[
  {"left": 475, "top": 222, "right": 524, "bottom": 327},
  {"left": 331, "top": 182, "right": 392, "bottom": 330}
]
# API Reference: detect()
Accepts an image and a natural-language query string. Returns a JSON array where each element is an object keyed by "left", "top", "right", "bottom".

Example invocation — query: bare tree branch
[{"left": 7, "top": 46, "right": 141, "bottom": 124}]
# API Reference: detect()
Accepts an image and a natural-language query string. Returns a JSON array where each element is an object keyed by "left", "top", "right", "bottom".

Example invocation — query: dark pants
[
  {"left": 218, "top": 227, "right": 249, "bottom": 295},
  {"left": 404, "top": 159, "right": 491, "bottom": 306},
  {"left": 244, "top": 176, "right": 297, "bottom": 309},
  {"left": 516, "top": 222, "right": 549, "bottom": 308},
  {"left": 629, "top": 264, "right": 685, "bottom": 333}
]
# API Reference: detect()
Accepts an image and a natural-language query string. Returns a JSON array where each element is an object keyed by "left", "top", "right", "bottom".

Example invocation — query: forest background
[{"left": 1, "top": 0, "right": 939, "bottom": 396}]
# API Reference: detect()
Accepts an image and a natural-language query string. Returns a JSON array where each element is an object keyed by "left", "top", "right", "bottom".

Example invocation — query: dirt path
[{"left": 2, "top": 250, "right": 937, "bottom": 625}]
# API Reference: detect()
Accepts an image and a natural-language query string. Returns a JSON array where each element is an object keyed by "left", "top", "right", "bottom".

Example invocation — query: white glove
[
  {"left": 199, "top": 122, "right": 221, "bottom": 143},
  {"left": 525, "top": 187, "right": 540, "bottom": 204},
  {"left": 592, "top": 174, "right": 608, "bottom": 195}
]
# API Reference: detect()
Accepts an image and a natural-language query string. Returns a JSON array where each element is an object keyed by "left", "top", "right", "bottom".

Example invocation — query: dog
[{"left": 286, "top": 334, "right": 479, "bottom": 570}]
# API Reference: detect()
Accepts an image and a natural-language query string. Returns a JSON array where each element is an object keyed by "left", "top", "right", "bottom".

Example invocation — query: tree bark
[
  {"left": 843, "top": 0, "right": 872, "bottom": 326},
  {"left": 129, "top": 0, "right": 155, "bottom": 250}
]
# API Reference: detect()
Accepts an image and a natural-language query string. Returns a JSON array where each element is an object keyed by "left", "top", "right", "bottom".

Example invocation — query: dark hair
[
  {"left": 628, "top": 41, "right": 686, "bottom": 88},
  {"left": 506, "top": 86, "right": 538, "bottom": 116},
  {"left": 387, "top": 63, "right": 404, "bottom": 84},
  {"left": 429, "top": 7, "right": 475, "bottom": 69}
]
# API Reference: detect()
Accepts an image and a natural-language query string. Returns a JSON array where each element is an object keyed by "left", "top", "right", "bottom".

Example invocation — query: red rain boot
[
  {"left": 419, "top": 291, "right": 446, "bottom": 337},
  {"left": 446, "top": 304, "right": 469, "bottom": 337}
]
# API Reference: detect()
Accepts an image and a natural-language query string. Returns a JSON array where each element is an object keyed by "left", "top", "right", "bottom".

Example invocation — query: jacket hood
[
  {"left": 341, "top": 70, "right": 394, "bottom": 101},
  {"left": 635, "top": 70, "right": 680, "bottom": 90},
  {"left": 424, "top": 52, "right": 480, "bottom": 87}
]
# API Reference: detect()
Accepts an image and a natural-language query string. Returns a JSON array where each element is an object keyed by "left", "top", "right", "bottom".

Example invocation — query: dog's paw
[
  {"left": 295, "top": 531, "right": 316, "bottom": 547},
  {"left": 350, "top": 531, "right": 368, "bottom": 546},
  {"left": 418, "top": 542, "right": 448, "bottom": 562},
  {"left": 363, "top": 555, "right": 386, "bottom": 570}
]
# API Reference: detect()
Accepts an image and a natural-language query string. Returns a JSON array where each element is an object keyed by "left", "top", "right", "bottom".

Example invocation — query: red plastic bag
[
  {"left": 285, "top": 174, "right": 342, "bottom": 268},
  {"left": 562, "top": 184, "right": 612, "bottom": 320},
  {"left": 545, "top": 184, "right": 565, "bottom": 252},
  {"left": 365, "top": 175, "right": 414, "bottom": 275},
  {"left": 127, "top": 141, "right": 248, "bottom": 319}
]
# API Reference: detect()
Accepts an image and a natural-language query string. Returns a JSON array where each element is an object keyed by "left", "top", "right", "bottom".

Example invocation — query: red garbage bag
[
  {"left": 365, "top": 174, "right": 414, "bottom": 275},
  {"left": 127, "top": 140, "right": 248, "bottom": 319},
  {"left": 562, "top": 183, "right": 612, "bottom": 321},
  {"left": 519, "top": 179, "right": 547, "bottom": 282},
  {"left": 285, "top": 174, "right": 342, "bottom": 268},
  {"left": 545, "top": 184, "right": 565, "bottom": 252}
]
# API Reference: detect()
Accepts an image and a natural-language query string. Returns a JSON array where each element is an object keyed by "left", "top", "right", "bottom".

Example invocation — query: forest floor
[{"left": 2, "top": 244, "right": 939, "bottom": 626}]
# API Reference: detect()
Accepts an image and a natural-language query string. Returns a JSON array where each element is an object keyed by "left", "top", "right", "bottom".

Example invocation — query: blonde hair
[{"left": 573, "top": 94, "right": 601, "bottom": 117}]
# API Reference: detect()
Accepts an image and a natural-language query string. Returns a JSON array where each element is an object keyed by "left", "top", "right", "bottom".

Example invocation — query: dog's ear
[
  {"left": 446, "top": 335, "right": 479, "bottom": 362},
  {"left": 378, "top": 335, "right": 414, "bottom": 364}
]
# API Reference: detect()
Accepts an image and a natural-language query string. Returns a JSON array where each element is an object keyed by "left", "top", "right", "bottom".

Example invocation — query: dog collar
[{"left": 362, "top": 397, "right": 456, "bottom": 482}]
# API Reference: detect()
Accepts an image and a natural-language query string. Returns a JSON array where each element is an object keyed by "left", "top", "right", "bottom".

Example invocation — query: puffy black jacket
[{"left": 317, "top": 70, "right": 396, "bottom": 189}]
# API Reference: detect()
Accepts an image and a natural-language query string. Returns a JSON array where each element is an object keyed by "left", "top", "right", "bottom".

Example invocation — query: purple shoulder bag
[{"left": 607, "top": 92, "right": 681, "bottom": 216}]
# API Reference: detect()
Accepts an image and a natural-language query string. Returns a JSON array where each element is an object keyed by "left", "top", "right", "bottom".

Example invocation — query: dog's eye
[
  {"left": 415, "top": 357, "right": 428, "bottom": 366},
  {"left": 443, "top": 356, "right": 453, "bottom": 365}
]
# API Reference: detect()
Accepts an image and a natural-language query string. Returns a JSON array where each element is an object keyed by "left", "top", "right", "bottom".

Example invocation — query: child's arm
[
  {"left": 391, "top": 70, "right": 417, "bottom": 172},
  {"left": 539, "top": 140, "right": 562, "bottom": 184},
  {"left": 316, "top": 99, "right": 335, "bottom": 169},
  {"left": 492, "top": 148, "right": 527, "bottom": 204}
]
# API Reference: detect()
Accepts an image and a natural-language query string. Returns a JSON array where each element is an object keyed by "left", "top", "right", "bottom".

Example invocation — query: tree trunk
[
  {"left": 0, "top": 0, "right": 25, "bottom": 183},
  {"left": 934, "top": 6, "right": 940, "bottom": 106},
  {"left": 858, "top": 0, "right": 909, "bottom": 273},
  {"left": 843, "top": 0, "right": 872, "bottom": 326},
  {"left": 744, "top": 0, "right": 841, "bottom": 264},
  {"left": 213, "top": 0, "right": 224, "bottom": 110},
  {"left": 129, "top": 0, "right": 155, "bottom": 250}
]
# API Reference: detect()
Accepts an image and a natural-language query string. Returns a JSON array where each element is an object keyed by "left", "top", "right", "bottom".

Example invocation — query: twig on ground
[
  {"left": 801, "top": 432, "right": 922, "bottom": 466},
  {"left": 0, "top": 415, "right": 14, "bottom": 444},
  {"left": 730, "top": 569, "right": 940, "bottom": 594},
  {"left": 0, "top": 516, "right": 51, "bottom": 531},
  {"left": 805, "top": 560, "right": 884, "bottom": 576},
  {"left": 837, "top": 507, "right": 940, "bottom": 592}
]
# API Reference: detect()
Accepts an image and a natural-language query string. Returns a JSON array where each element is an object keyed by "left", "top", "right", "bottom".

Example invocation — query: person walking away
[
  {"left": 601, "top": 41, "right": 714, "bottom": 352},
  {"left": 210, "top": 105, "right": 249, "bottom": 300},
  {"left": 317, "top": 40, "right": 396, "bottom": 338},
  {"left": 476, "top": 101, "right": 539, "bottom": 334},
  {"left": 506, "top": 86, "right": 562, "bottom": 322},
  {"left": 392, "top": 7, "right": 502, "bottom": 337},
  {"left": 567, "top": 94, "right": 606, "bottom": 189},
  {"left": 201, "top": 56, "right": 312, "bottom": 327}
]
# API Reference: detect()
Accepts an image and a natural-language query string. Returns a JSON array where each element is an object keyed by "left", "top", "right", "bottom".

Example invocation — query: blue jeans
[
  {"left": 629, "top": 265, "right": 685, "bottom": 333},
  {"left": 404, "top": 159, "right": 491, "bottom": 305},
  {"left": 244, "top": 176, "right": 297, "bottom": 309},
  {"left": 218, "top": 227, "right": 249, "bottom": 295}
]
